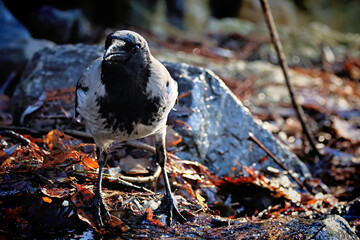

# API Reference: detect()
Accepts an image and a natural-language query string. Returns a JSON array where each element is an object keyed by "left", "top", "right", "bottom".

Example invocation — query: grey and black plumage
[{"left": 75, "top": 30, "right": 185, "bottom": 226}]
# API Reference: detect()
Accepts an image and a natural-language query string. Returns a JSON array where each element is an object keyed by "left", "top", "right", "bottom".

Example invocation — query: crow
[{"left": 75, "top": 30, "right": 185, "bottom": 226}]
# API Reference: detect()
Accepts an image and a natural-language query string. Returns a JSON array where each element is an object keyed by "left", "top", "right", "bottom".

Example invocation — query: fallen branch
[
  {"left": 248, "top": 132, "right": 313, "bottom": 194},
  {"left": 64, "top": 129, "right": 93, "bottom": 140},
  {"left": 259, "top": 0, "right": 321, "bottom": 157},
  {"left": 111, "top": 177, "right": 155, "bottom": 194},
  {"left": 0, "top": 125, "right": 46, "bottom": 137}
]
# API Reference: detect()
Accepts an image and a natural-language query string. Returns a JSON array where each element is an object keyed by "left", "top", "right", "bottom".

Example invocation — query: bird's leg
[
  {"left": 94, "top": 148, "right": 111, "bottom": 227},
  {"left": 154, "top": 128, "right": 186, "bottom": 226}
]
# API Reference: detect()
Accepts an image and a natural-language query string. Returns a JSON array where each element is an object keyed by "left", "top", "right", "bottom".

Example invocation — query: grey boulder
[
  {"left": 11, "top": 44, "right": 102, "bottom": 120},
  {"left": 165, "top": 62, "right": 311, "bottom": 178}
]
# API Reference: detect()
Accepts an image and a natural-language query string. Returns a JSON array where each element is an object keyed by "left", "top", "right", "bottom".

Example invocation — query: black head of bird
[{"left": 103, "top": 30, "right": 150, "bottom": 64}]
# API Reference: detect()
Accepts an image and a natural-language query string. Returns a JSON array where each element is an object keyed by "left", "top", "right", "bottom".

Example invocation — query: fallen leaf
[
  {"left": 42, "top": 196, "right": 52, "bottom": 203},
  {"left": 44, "top": 129, "right": 66, "bottom": 150},
  {"left": 119, "top": 155, "right": 150, "bottom": 175},
  {"left": 76, "top": 208, "right": 97, "bottom": 229},
  {"left": 80, "top": 154, "right": 99, "bottom": 170},
  {"left": 65, "top": 150, "right": 98, "bottom": 170},
  {"left": 1, "top": 157, "right": 13, "bottom": 167},
  {"left": 41, "top": 187, "right": 71, "bottom": 198},
  {"left": 145, "top": 208, "right": 164, "bottom": 227},
  {"left": 196, "top": 192, "right": 207, "bottom": 210},
  {"left": 71, "top": 184, "right": 94, "bottom": 207}
]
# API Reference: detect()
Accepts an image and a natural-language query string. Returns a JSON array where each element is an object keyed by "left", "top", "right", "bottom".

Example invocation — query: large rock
[
  {"left": 312, "top": 215, "right": 358, "bottom": 240},
  {"left": 13, "top": 43, "right": 311, "bottom": 180},
  {"left": 11, "top": 44, "right": 102, "bottom": 120},
  {"left": 165, "top": 62, "right": 311, "bottom": 178},
  {"left": 0, "top": 0, "right": 53, "bottom": 85}
]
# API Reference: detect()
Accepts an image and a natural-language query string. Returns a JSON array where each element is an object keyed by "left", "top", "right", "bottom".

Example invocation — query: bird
[{"left": 75, "top": 30, "right": 185, "bottom": 226}]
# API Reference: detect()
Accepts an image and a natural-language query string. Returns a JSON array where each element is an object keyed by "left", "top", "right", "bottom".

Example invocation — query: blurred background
[{"left": 1, "top": 0, "right": 360, "bottom": 96}]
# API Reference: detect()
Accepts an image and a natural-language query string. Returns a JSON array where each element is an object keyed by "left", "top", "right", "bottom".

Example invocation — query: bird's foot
[
  {"left": 155, "top": 193, "right": 186, "bottom": 226},
  {"left": 94, "top": 190, "right": 111, "bottom": 227}
]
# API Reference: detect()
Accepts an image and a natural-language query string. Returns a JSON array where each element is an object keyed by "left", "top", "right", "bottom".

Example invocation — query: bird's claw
[{"left": 155, "top": 193, "right": 186, "bottom": 226}]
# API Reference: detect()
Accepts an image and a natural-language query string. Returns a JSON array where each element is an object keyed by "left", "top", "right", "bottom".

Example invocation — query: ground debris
[{"left": 0, "top": 128, "right": 357, "bottom": 238}]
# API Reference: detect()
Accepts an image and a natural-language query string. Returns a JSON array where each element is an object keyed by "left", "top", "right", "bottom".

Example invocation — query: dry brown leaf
[
  {"left": 119, "top": 155, "right": 151, "bottom": 175},
  {"left": 41, "top": 187, "right": 72, "bottom": 199}
]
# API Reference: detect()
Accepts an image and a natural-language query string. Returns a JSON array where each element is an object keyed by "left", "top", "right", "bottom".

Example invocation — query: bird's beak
[{"left": 104, "top": 41, "right": 127, "bottom": 61}]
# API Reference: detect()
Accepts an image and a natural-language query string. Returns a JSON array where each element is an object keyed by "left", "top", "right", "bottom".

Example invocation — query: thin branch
[
  {"left": 109, "top": 177, "right": 155, "bottom": 194},
  {"left": 259, "top": 0, "right": 321, "bottom": 157},
  {"left": 248, "top": 132, "right": 313, "bottom": 195},
  {"left": 64, "top": 129, "right": 93, "bottom": 140},
  {"left": 0, "top": 125, "right": 46, "bottom": 137}
]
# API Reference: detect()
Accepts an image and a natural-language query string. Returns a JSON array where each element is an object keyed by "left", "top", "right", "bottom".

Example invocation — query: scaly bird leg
[
  {"left": 94, "top": 148, "right": 111, "bottom": 227},
  {"left": 154, "top": 128, "right": 186, "bottom": 226}
]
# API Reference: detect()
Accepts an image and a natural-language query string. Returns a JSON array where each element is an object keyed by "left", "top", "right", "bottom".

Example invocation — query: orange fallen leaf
[
  {"left": 146, "top": 207, "right": 153, "bottom": 221},
  {"left": 42, "top": 196, "right": 52, "bottom": 203},
  {"left": 1, "top": 157, "right": 12, "bottom": 166},
  {"left": 145, "top": 208, "right": 164, "bottom": 227},
  {"left": 80, "top": 154, "right": 99, "bottom": 169},
  {"left": 65, "top": 150, "right": 98, "bottom": 170},
  {"left": 44, "top": 129, "right": 66, "bottom": 150},
  {"left": 306, "top": 199, "right": 317, "bottom": 206}
]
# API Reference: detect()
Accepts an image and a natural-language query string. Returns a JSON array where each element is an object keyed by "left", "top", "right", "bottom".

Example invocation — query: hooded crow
[{"left": 76, "top": 30, "right": 185, "bottom": 226}]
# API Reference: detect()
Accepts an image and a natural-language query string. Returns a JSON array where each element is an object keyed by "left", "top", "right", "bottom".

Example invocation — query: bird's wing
[
  {"left": 75, "top": 57, "right": 102, "bottom": 119},
  {"left": 148, "top": 57, "right": 178, "bottom": 109}
]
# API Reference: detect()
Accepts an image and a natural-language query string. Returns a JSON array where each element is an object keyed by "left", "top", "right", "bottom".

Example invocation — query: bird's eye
[{"left": 132, "top": 44, "right": 141, "bottom": 53}]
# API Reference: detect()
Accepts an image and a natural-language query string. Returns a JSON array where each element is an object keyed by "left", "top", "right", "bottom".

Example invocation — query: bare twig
[
  {"left": 0, "top": 125, "right": 46, "bottom": 137},
  {"left": 64, "top": 129, "right": 93, "bottom": 140},
  {"left": 113, "top": 178, "right": 155, "bottom": 194},
  {"left": 259, "top": 0, "right": 321, "bottom": 157},
  {"left": 0, "top": 71, "right": 16, "bottom": 94},
  {"left": 248, "top": 132, "right": 313, "bottom": 194}
]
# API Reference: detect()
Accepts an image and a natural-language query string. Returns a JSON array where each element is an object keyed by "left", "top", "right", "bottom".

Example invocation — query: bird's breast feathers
[{"left": 76, "top": 57, "right": 177, "bottom": 143}]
